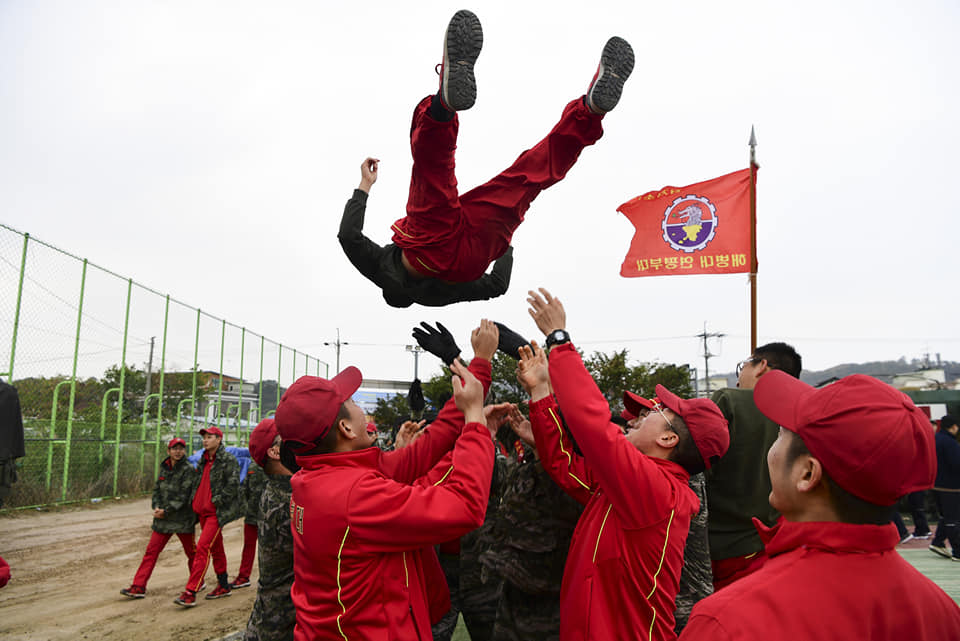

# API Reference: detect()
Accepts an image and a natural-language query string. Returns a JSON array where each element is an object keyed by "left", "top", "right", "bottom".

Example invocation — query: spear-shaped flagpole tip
[{"left": 749, "top": 125, "right": 757, "bottom": 165}]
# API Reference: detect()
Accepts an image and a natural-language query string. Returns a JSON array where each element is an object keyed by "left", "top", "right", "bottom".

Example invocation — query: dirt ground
[{"left": 0, "top": 497, "right": 257, "bottom": 641}]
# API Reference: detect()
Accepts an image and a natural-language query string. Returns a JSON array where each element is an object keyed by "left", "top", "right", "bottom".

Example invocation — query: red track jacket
[
  {"left": 530, "top": 344, "right": 699, "bottom": 641},
  {"left": 289, "top": 359, "right": 493, "bottom": 641},
  {"left": 679, "top": 518, "right": 960, "bottom": 640}
]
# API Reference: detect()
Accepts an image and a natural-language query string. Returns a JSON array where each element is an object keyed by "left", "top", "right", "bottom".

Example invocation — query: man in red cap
[
  {"left": 243, "top": 418, "right": 297, "bottom": 641},
  {"left": 121, "top": 437, "right": 198, "bottom": 598},
  {"left": 275, "top": 320, "right": 500, "bottom": 640},
  {"left": 175, "top": 425, "right": 242, "bottom": 607},
  {"left": 679, "top": 373, "right": 960, "bottom": 640},
  {"left": 521, "top": 288, "right": 729, "bottom": 641}
]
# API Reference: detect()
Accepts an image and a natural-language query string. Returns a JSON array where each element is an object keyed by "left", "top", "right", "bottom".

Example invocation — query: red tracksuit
[
  {"left": 392, "top": 95, "right": 604, "bottom": 282},
  {"left": 680, "top": 518, "right": 960, "bottom": 640},
  {"left": 530, "top": 343, "right": 699, "bottom": 641},
  {"left": 186, "top": 450, "right": 226, "bottom": 591},
  {"left": 288, "top": 358, "right": 493, "bottom": 641}
]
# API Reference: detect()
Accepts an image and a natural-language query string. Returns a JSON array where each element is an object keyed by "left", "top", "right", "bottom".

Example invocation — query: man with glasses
[
  {"left": 519, "top": 288, "right": 730, "bottom": 640},
  {"left": 705, "top": 342, "right": 802, "bottom": 590}
]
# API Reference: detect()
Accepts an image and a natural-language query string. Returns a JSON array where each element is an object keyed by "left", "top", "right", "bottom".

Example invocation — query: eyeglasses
[
  {"left": 652, "top": 402, "right": 674, "bottom": 431},
  {"left": 736, "top": 358, "right": 758, "bottom": 376}
]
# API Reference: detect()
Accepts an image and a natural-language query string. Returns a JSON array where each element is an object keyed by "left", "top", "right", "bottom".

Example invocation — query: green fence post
[
  {"left": 154, "top": 295, "right": 170, "bottom": 477},
  {"left": 47, "top": 380, "right": 74, "bottom": 491},
  {"left": 6, "top": 233, "right": 29, "bottom": 382},
  {"left": 238, "top": 327, "right": 245, "bottom": 446},
  {"left": 99, "top": 388, "right": 121, "bottom": 494},
  {"left": 215, "top": 319, "right": 225, "bottom": 427},
  {"left": 258, "top": 336, "right": 265, "bottom": 421},
  {"left": 60, "top": 258, "right": 88, "bottom": 501},
  {"left": 116, "top": 279, "right": 132, "bottom": 494},
  {"left": 191, "top": 309, "right": 200, "bottom": 434},
  {"left": 176, "top": 398, "right": 194, "bottom": 443},
  {"left": 140, "top": 393, "right": 161, "bottom": 477},
  {"left": 292, "top": 349, "right": 297, "bottom": 389},
  {"left": 277, "top": 344, "right": 283, "bottom": 414}
]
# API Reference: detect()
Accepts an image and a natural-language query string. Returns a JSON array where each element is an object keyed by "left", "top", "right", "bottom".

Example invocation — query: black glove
[
  {"left": 494, "top": 321, "right": 530, "bottom": 361},
  {"left": 412, "top": 321, "right": 461, "bottom": 366}
]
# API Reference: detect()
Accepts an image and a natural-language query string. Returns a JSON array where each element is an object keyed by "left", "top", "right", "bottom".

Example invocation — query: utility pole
[
  {"left": 697, "top": 323, "right": 725, "bottom": 396},
  {"left": 405, "top": 345, "right": 423, "bottom": 380},
  {"left": 145, "top": 336, "right": 155, "bottom": 398},
  {"left": 323, "top": 329, "right": 348, "bottom": 374}
]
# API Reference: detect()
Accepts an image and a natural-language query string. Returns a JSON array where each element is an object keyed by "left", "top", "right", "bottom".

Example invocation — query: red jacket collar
[
  {"left": 296, "top": 446, "right": 381, "bottom": 471},
  {"left": 650, "top": 456, "right": 691, "bottom": 484},
  {"left": 753, "top": 517, "right": 899, "bottom": 557}
]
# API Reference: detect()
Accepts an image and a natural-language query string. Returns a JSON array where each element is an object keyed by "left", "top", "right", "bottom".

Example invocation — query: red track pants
[
  {"left": 131, "top": 531, "right": 195, "bottom": 588},
  {"left": 185, "top": 514, "right": 226, "bottom": 592}
]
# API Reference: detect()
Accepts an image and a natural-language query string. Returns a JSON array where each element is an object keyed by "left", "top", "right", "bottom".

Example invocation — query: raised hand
[
  {"left": 526, "top": 288, "right": 567, "bottom": 337},
  {"left": 470, "top": 318, "right": 499, "bottom": 362},
  {"left": 483, "top": 402, "right": 515, "bottom": 438},
  {"left": 517, "top": 341, "right": 551, "bottom": 401},
  {"left": 412, "top": 321, "right": 462, "bottom": 366},
  {"left": 507, "top": 405, "right": 536, "bottom": 448},
  {"left": 359, "top": 157, "right": 379, "bottom": 193},
  {"left": 451, "top": 359, "right": 485, "bottom": 426},
  {"left": 394, "top": 419, "right": 426, "bottom": 450},
  {"left": 493, "top": 321, "right": 530, "bottom": 360}
]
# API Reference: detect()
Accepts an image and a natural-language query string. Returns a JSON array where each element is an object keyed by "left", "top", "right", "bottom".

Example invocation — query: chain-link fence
[{"left": 0, "top": 223, "right": 328, "bottom": 509}]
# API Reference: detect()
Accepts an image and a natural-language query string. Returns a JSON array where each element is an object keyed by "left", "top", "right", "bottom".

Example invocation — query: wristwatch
[{"left": 545, "top": 329, "right": 571, "bottom": 349}]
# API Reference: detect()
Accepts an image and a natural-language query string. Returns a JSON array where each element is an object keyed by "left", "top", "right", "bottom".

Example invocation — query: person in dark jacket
[
  {"left": 120, "top": 438, "right": 198, "bottom": 598},
  {"left": 0, "top": 380, "right": 25, "bottom": 509},
  {"left": 174, "top": 426, "right": 241, "bottom": 607},
  {"left": 337, "top": 10, "right": 634, "bottom": 308},
  {"left": 929, "top": 414, "right": 960, "bottom": 560}
]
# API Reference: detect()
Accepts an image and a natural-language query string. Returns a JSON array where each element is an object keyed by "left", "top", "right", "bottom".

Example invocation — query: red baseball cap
[
  {"left": 199, "top": 426, "right": 223, "bottom": 438},
  {"left": 167, "top": 437, "right": 187, "bottom": 448},
  {"left": 655, "top": 385, "right": 730, "bottom": 469},
  {"left": 622, "top": 391, "right": 655, "bottom": 421},
  {"left": 366, "top": 422, "right": 377, "bottom": 434},
  {"left": 754, "top": 371, "right": 936, "bottom": 506},
  {"left": 248, "top": 418, "right": 278, "bottom": 467},
  {"left": 275, "top": 368, "right": 363, "bottom": 452}
]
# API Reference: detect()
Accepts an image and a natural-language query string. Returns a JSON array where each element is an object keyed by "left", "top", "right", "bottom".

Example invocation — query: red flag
[{"left": 618, "top": 168, "right": 755, "bottom": 278}]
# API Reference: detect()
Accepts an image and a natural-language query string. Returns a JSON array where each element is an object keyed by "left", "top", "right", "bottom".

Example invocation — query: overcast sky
[{"left": 2, "top": 0, "right": 958, "bottom": 387}]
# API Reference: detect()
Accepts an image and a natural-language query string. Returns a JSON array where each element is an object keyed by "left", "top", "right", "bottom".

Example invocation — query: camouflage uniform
[
  {"left": 673, "top": 472, "right": 713, "bottom": 634},
  {"left": 479, "top": 445, "right": 584, "bottom": 641},
  {"left": 432, "top": 449, "right": 509, "bottom": 641},
  {"left": 152, "top": 456, "right": 198, "bottom": 534},
  {"left": 196, "top": 442, "right": 242, "bottom": 526},
  {"left": 241, "top": 464, "right": 268, "bottom": 525},
  {"left": 244, "top": 474, "right": 295, "bottom": 641}
]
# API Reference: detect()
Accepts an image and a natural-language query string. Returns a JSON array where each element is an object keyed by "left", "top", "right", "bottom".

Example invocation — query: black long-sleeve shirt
[{"left": 337, "top": 189, "right": 513, "bottom": 308}]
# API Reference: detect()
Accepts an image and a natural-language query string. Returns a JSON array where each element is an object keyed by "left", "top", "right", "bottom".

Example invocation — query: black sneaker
[
  {"left": 930, "top": 544, "right": 952, "bottom": 559},
  {"left": 439, "top": 10, "right": 483, "bottom": 111},
  {"left": 586, "top": 37, "right": 635, "bottom": 114}
]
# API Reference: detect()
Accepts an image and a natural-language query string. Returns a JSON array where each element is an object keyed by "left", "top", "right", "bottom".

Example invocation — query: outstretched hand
[
  {"left": 359, "top": 157, "right": 380, "bottom": 193},
  {"left": 394, "top": 419, "right": 426, "bottom": 450},
  {"left": 412, "top": 321, "right": 462, "bottom": 366},
  {"left": 483, "top": 402, "right": 514, "bottom": 439},
  {"left": 517, "top": 341, "right": 551, "bottom": 401},
  {"left": 451, "top": 360, "right": 485, "bottom": 427},
  {"left": 471, "top": 319, "right": 499, "bottom": 362},
  {"left": 507, "top": 405, "right": 536, "bottom": 449},
  {"left": 527, "top": 288, "right": 566, "bottom": 337}
]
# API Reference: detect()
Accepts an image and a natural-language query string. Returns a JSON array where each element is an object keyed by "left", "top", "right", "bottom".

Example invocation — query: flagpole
[{"left": 748, "top": 126, "right": 758, "bottom": 353}]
